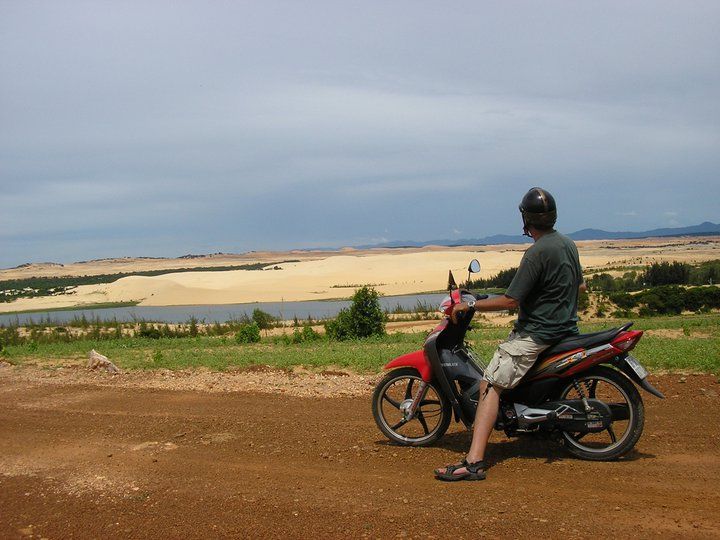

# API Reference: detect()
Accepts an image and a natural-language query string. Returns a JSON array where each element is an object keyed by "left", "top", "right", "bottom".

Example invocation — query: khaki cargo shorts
[{"left": 484, "top": 331, "right": 549, "bottom": 390}]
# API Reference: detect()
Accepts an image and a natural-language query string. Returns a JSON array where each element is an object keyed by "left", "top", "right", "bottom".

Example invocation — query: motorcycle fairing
[
  {"left": 525, "top": 343, "right": 618, "bottom": 380},
  {"left": 424, "top": 329, "right": 471, "bottom": 425},
  {"left": 384, "top": 350, "right": 433, "bottom": 382}
]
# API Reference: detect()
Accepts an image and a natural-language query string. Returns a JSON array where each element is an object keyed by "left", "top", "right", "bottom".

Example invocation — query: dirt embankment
[{"left": 1, "top": 366, "right": 719, "bottom": 539}]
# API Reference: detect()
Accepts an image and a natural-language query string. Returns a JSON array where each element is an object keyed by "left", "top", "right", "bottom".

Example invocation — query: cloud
[{"left": 1, "top": 1, "right": 719, "bottom": 266}]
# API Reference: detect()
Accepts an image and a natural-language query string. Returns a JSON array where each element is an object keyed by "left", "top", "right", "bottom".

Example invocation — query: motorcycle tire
[
  {"left": 372, "top": 367, "right": 452, "bottom": 447},
  {"left": 557, "top": 365, "right": 645, "bottom": 461}
]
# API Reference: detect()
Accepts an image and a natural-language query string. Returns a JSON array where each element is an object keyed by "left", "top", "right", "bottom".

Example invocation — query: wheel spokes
[
  {"left": 383, "top": 394, "right": 401, "bottom": 409},
  {"left": 391, "top": 418, "right": 408, "bottom": 431},
  {"left": 588, "top": 380, "right": 598, "bottom": 398},
  {"left": 560, "top": 373, "right": 634, "bottom": 454},
  {"left": 404, "top": 379, "right": 414, "bottom": 400},
  {"left": 416, "top": 411, "right": 430, "bottom": 435},
  {"left": 378, "top": 375, "right": 446, "bottom": 441},
  {"left": 608, "top": 403, "right": 630, "bottom": 421}
]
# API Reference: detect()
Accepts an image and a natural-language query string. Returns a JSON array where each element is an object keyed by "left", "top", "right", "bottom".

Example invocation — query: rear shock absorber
[{"left": 573, "top": 379, "right": 592, "bottom": 413}]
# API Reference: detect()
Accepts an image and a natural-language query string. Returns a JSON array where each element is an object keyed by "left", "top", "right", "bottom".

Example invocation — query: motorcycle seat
[{"left": 538, "top": 323, "right": 632, "bottom": 359}]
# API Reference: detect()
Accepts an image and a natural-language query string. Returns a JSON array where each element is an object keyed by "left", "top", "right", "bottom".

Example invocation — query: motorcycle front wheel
[
  {"left": 558, "top": 366, "right": 645, "bottom": 461},
  {"left": 372, "top": 367, "right": 452, "bottom": 446}
]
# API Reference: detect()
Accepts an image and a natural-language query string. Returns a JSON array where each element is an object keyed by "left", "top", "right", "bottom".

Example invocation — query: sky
[{"left": 1, "top": 1, "right": 719, "bottom": 268}]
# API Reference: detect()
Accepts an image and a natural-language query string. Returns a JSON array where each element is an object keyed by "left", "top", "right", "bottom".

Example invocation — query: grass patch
[{"left": 3, "top": 314, "right": 718, "bottom": 373}]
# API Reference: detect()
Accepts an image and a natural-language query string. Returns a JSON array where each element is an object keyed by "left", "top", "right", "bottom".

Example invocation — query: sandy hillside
[{"left": 1, "top": 236, "right": 718, "bottom": 312}]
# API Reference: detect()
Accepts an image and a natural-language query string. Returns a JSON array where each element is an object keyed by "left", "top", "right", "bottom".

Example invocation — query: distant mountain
[
  {"left": 568, "top": 222, "right": 720, "bottom": 241},
  {"left": 356, "top": 221, "right": 720, "bottom": 249}
]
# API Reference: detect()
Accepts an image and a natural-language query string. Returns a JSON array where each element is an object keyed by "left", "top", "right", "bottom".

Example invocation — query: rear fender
[
  {"left": 384, "top": 350, "right": 433, "bottom": 382},
  {"left": 613, "top": 358, "right": 665, "bottom": 399}
]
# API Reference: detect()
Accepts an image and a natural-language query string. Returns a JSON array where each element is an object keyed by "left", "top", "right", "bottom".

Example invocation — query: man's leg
[
  {"left": 435, "top": 380, "right": 499, "bottom": 477},
  {"left": 466, "top": 380, "right": 499, "bottom": 464},
  {"left": 435, "top": 334, "right": 547, "bottom": 478}
]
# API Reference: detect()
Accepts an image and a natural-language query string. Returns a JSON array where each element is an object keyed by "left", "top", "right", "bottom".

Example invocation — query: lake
[{"left": 0, "top": 292, "right": 449, "bottom": 326}]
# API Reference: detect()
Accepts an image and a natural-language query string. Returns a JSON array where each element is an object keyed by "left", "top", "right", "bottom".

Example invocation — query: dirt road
[{"left": 1, "top": 369, "right": 719, "bottom": 539}]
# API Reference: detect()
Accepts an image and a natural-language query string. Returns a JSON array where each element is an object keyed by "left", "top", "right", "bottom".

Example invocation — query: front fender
[{"left": 384, "top": 350, "right": 433, "bottom": 382}]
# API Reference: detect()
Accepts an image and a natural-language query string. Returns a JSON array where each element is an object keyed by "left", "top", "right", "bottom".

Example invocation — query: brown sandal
[{"left": 434, "top": 459, "right": 486, "bottom": 481}]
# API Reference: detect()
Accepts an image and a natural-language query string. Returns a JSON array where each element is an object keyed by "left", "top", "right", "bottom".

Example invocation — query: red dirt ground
[{"left": 1, "top": 370, "right": 719, "bottom": 539}]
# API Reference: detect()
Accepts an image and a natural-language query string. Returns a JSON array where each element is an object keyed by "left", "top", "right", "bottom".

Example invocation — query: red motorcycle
[{"left": 372, "top": 261, "right": 663, "bottom": 460}]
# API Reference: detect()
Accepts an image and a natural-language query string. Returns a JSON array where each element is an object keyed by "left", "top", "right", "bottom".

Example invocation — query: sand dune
[{"left": 1, "top": 236, "right": 718, "bottom": 313}]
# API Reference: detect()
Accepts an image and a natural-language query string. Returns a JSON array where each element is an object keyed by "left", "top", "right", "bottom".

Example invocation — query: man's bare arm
[
  {"left": 451, "top": 282, "right": 585, "bottom": 323},
  {"left": 451, "top": 295, "right": 518, "bottom": 323}
]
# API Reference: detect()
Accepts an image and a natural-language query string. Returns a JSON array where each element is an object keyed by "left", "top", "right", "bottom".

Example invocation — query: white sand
[{"left": 2, "top": 236, "right": 718, "bottom": 313}]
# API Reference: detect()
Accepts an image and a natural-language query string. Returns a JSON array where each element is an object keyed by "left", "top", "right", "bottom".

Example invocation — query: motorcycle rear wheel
[
  {"left": 372, "top": 368, "right": 451, "bottom": 446},
  {"left": 558, "top": 366, "right": 644, "bottom": 461}
]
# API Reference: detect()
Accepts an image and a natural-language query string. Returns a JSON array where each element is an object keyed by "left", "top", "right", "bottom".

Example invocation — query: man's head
[{"left": 519, "top": 187, "right": 556, "bottom": 236}]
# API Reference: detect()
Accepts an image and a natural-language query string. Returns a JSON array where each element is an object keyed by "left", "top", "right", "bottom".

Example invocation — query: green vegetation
[
  {"left": 609, "top": 286, "right": 720, "bottom": 316},
  {"left": 1, "top": 261, "right": 719, "bottom": 374},
  {"left": 1, "top": 313, "right": 717, "bottom": 373},
  {"left": 251, "top": 308, "right": 278, "bottom": 331},
  {"left": 464, "top": 267, "right": 518, "bottom": 290},
  {"left": 0, "top": 260, "right": 300, "bottom": 302},
  {"left": 588, "top": 260, "right": 720, "bottom": 293},
  {"left": 586, "top": 261, "right": 720, "bottom": 317},
  {"left": 325, "top": 286, "right": 386, "bottom": 340},
  {"left": 560, "top": 260, "right": 720, "bottom": 318},
  {"left": 235, "top": 322, "right": 261, "bottom": 343}
]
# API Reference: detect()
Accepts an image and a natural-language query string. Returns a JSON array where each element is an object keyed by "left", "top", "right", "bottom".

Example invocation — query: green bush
[
  {"left": 252, "top": 308, "right": 277, "bottom": 330},
  {"left": 465, "top": 267, "right": 518, "bottom": 290},
  {"left": 612, "top": 285, "right": 720, "bottom": 316},
  {"left": 302, "top": 325, "right": 320, "bottom": 342},
  {"left": 235, "top": 322, "right": 261, "bottom": 344},
  {"left": 325, "top": 286, "right": 386, "bottom": 340},
  {"left": 291, "top": 328, "right": 303, "bottom": 344},
  {"left": 578, "top": 290, "right": 590, "bottom": 311},
  {"left": 325, "top": 309, "right": 354, "bottom": 341},
  {"left": 643, "top": 262, "right": 691, "bottom": 286},
  {"left": 138, "top": 326, "right": 162, "bottom": 339},
  {"left": 690, "top": 260, "right": 720, "bottom": 285}
]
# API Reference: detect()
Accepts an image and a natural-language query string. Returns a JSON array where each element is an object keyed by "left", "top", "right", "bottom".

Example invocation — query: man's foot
[{"left": 434, "top": 459, "right": 486, "bottom": 481}]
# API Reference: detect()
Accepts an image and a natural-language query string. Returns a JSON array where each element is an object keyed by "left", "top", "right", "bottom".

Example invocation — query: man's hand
[
  {"left": 450, "top": 295, "right": 519, "bottom": 323},
  {"left": 451, "top": 302, "right": 472, "bottom": 324}
]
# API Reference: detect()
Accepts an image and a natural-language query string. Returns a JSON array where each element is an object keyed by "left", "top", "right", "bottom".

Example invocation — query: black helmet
[{"left": 519, "top": 187, "right": 557, "bottom": 235}]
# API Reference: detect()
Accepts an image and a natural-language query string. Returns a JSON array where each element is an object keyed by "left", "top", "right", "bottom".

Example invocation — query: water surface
[{"left": 0, "top": 293, "right": 448, "bottom": 326}]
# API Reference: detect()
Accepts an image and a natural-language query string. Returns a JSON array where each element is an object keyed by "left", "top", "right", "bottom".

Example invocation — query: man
[{"left": 434, "top": 187, "right": 585, "bottom": 481}]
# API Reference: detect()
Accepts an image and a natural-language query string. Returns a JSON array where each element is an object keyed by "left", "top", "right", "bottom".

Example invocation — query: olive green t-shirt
[{"left": 505, "top": 231, "right": 582, "bottom": 343}]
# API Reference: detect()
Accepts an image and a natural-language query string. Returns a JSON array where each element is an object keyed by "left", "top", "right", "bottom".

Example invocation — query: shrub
[
  {"left": 690, "top": 260, "right": 720, "bottom": 285},
  {"left": 578, "top": 290, "right": 590, "bottom": 311},
  {"left": 465, "top": 267, "right": 518, "bottom": 289},
  {"left": 325, "top": 309, "right": 354, "bottom": 341},
  {"left": 325, "top": 286, "right": 386, "bottom": 340},
  {"left": 610, "top": 292, "right": 637, "bottom": 310},
  {"left": 291, "top": 328, "right": 303, "bottom": 344},
  {"left": 252, "top": 309, "right": 277, "bottom": 330},
  {"left": 235, "top": 322, "right": 261, "bottom": 343},
  {"left": 643, "top": 262, "right": 691, "bottom": 286},
  {"left": 138, "top": 326, "right": 162, "bottom": 339},
  {"left": 302, "top": 325, "right": 320, "bottom": 342},
  {"left": 188, "top": 316, "right": 199, "bottom": 337}
]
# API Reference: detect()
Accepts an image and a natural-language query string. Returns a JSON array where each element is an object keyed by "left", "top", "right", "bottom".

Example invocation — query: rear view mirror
[{"left": 468, "top": 259, "right": 481, "bottom": 273}]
